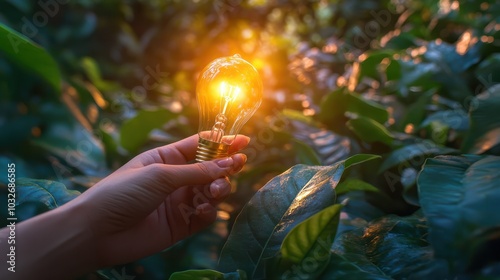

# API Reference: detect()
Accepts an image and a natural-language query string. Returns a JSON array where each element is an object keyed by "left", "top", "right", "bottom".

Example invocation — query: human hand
[{"left": 71, "top": 134, "right": 249, "bottom": 267}]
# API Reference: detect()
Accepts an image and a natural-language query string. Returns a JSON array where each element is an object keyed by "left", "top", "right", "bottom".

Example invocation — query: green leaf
[
  {"left": 336, "top": 178, "right": 379, "bottom": 196},
  {"left": 281, "top": 204, "right": 342, "bottom": 262},
  {"left": 218, "top": 155, "right": 379, "bottom": 278},
  {"left": 292, "top": 139, "right": 321, "bottom": 165},
  {"left": 266, "top": 204, "right": 342, "bottom": 279},
  {"left": 346, "top": 117, "right": 394, "bottom": 145},
  {"left": 389, "top": 60, "right": 440, "bottom": 99},
  {"left": 318, "top": 88, "right": 389, "bottom": 131},
  {"left": 319, "top": 253, "right": 392, "bottom": 280},
  {"left": 347, "top": 93, "right": 389, "bottom": 124},
  {"left": 424, "top": 40, "right": 480, "bottom": 73},
  {"left": 422, "top": 41, "right": 476, "bottom": 101},
  {"left": 16, "top": 179, "right": 80, "bottom": 221},
  {"left": 274, "top": 204, "right": 342, "bottom": 279},
  {"left": 384, "top": 33, "right": 418, "bottom": 50},
  {"left": 462, "top": 85, "right": 500, "bottom": 154},
  {"left": 80, "top": 57, "right": 120, "bottom": 92},
  {"left": 420, "top": 109, "right": 469, "bottom": 131},
  {"left": 399, "top": 90, "right": 433, "bottom": 131},
  {"left": 0, "top": 23, "right": 61, "bottom": 91},
  {"left": 169, "top": 269, "right": 246, "bottom": 280},
  {"left": 344, "top": 154, "right": 381, "bottom": 169},
  {"left": 475, "top": 53, "right": 500, "bottom": 87},
  {"left": 417, "top": 155, "right": 500, "bottom": 271},
  {"left": 120, "top": 109, "right": 176, "bottom": 152},
  {"left": 332, "top": 213, "right": 450, "bottom": 279},
  {"left": 378, "top": 140, "right": 458, "bottom": 173},
  {"left": 359, "top": 50, "right": 400, "bottom": 81}
]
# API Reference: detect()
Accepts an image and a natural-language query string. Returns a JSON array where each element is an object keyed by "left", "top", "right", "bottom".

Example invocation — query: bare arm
[{"left": 0, "top": 134, "right": 249, "bottom": 279}]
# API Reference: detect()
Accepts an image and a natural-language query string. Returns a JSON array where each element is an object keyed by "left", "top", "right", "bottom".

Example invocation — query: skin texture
[{"left": 0, "top": 134, "right": 249, "bottom": 280}]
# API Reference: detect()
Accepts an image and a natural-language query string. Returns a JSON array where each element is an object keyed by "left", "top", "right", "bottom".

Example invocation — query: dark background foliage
[{"left": 1, "top": 0, "right": 500, "bottom": 279}]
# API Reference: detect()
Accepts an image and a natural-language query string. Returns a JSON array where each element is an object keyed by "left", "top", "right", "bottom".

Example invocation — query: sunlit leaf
[
  {"left": 269, "top": 204, "right": 343, "bottom": 280},
  {"left": 218, "top": 154, "right": 379, "bottom": 278}
]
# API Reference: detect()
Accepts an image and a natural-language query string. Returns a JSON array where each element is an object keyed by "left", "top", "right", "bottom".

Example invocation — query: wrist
[{"left": 13, "top": 199, "right": 97, "bottom": 279}]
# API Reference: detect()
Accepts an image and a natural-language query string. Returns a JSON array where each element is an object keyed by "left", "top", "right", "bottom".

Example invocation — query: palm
[{"left": 84, "top": 135, "right": 248, "bottom": 266}]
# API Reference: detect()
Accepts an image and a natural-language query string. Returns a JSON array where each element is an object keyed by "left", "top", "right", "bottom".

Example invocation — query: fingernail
[
  {"left": 231, "top": 154, "right": 247, "bottom": 173},
  {"left": 195, "top": 203, "right": 212, "bottom": 215},
  {"left": 210, "top": 181, "right": 221, "bottom": 198},
  {"left": 215, "top": 157, "right": 233, "bottom": 168},
  {"left": 210, "top": 179, "right": 230, "bottom": 198}
]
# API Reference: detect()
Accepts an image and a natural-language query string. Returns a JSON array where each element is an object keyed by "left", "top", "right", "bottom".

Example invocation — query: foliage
[{"left": 2, "top": 0, "right": 500, "bottom": 279}]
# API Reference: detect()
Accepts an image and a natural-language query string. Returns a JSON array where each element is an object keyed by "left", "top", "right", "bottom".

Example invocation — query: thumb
[{"left": 146, "top": 157, "right": 236, "bottom": 194}]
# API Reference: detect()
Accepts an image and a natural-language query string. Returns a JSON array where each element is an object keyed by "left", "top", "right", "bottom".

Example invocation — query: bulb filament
[{"left": 209, "top": 82, "right": 241, "bottom": 143}]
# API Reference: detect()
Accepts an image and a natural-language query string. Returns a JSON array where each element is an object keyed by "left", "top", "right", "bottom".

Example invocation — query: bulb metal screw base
[{"left": 196, "top": 138, "right": 230, "bottom": 162}]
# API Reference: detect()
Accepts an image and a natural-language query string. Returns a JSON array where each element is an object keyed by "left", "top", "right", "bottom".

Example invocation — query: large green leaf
[
  {"left": 0, "top": 23, "right": 61, "bottom": 91},
  {"left": 462, "top": 85, "right": 500, "bottom": 154},
  {"left": 335, "top": 178, "right": 379, "bottom": 195},
  {"left": 218, "top": 154, "right": 380, "bottom": 277},
  {"left": 417, "top": 155, "right": 500, "bottom": 271},
  {"left": 331, "top": 213, "right": 449, "bottom": 279},
  {"left": 15, "top": 179, "right": 80, "bottom": 221},
  {"left": 346, "top": 117, "right": 394, "bottom": 145},
  {"left": 378, "top": 140, "right": 458, "bottom": 173},
  {"left": 270, "top": 204, "right": 342, "bottom": 279},
  {"left": 120, "top": 109, "right": 176, "bottom": 152}
]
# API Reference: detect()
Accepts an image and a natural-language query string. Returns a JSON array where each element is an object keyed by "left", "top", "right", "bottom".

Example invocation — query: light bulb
[{"left": 195, "top": 54, "right": 263, "bottom": 162}]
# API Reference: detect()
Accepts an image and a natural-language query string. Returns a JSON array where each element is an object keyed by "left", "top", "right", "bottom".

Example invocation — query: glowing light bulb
[{"left": 195, "top": 54, "right": 263, "bottom": 162}]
